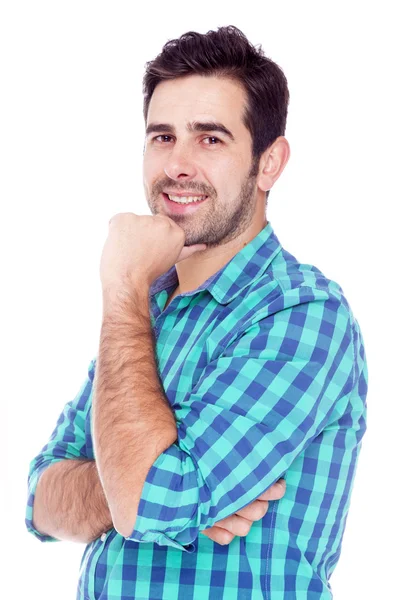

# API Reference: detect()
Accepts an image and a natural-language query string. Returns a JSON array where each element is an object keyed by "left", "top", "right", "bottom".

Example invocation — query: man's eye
[
  {"left": 153, "top": 135, "right": 172, "bottom": 143},
  {"left": 203, "top": 136, "right": 221, "bottom": 145}
]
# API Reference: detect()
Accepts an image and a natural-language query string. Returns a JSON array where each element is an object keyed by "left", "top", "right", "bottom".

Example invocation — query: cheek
[
  {"left": 206, "top": 154, "right": 239, "bottom": 181},
  {"left": 210, "top": 162, "right": 243, "bottom": 197},
  {"left": 142, "top": 153, "right": 156, "bottom": 177},
  {"left": 142, "top": 155, "right": 163, "bottom": 193}
]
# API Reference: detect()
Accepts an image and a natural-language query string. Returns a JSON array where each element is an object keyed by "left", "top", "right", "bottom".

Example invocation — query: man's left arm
[
  {"left": 93, "top": 286, "right": 177, "bottom": 538},
  {"left": 93, "top": 211, "right": 206, "bottom": 547}
]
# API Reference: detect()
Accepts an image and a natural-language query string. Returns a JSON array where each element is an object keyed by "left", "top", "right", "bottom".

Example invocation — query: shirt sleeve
[
  {"left": 25, "top": 358, "right": 96, "bottom": 542},
  {"left": 125, "top": 286, "right": 366, "bottom": 552}
]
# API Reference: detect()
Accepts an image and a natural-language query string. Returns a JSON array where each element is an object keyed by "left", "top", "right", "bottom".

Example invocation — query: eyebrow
[{"left": 145, "top": 121, "right": 236, "bottom": 142}]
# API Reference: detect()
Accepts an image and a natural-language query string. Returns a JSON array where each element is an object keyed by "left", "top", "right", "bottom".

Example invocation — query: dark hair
[{"left": 143, "top": 25, "right": 290, "bottom": 199}]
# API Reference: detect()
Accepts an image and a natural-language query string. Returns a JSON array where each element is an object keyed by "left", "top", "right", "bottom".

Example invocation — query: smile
[
  {"left": 167, "top": 194, "right": 208, "bottom": 204},
  {"left": 162, "top": 193, "right": 209, "bottom": 214}
]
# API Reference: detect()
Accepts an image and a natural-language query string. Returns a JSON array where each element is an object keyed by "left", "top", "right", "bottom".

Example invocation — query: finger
[
  {"left": 177, "top": 244, "right": 207, "bottom": 262},
  {"left": 256, "top": 480, "right": 286, "bottom": 501},
  {"left": 200, "top": 526, "right": 235, "bottom": 546},
  {"left": 235, "top": 499, "right": 269, "bottom": 521},
  {"left": 212, "top": 514, "right": 253, "bottom": 536}
]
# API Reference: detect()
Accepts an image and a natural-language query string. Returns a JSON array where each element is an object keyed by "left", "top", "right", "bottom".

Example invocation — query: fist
[
  {"left": 200, "top": 479, "right": 286, "bottom": 545},
  {"left": 100, "top": 213, "right": 207, "bottom": 293}
]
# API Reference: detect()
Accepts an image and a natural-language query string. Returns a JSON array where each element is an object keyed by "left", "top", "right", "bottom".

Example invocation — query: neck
[{"left": 175, "top": 215, "right": 268, "bottom": 295}]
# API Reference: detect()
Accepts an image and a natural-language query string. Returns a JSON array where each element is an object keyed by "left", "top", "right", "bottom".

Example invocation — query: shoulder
[
  {"left": 244, "top": 247, "right": 353, "bottom": 323},
  {"left": 225, "top": 246, "right": 360, "bottom": 360}
]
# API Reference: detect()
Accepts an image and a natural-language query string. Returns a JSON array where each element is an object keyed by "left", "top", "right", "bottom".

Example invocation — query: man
[{"left": 26, "top": 25, "right": 368, "bottom": 600}]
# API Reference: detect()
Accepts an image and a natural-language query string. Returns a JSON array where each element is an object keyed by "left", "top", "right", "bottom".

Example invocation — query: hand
[
  {"left": 100, "top": 213, "right": 207, "bottom": 294},
  {"left": 200, "top": 479, "right": 286, "bottom": 545}
]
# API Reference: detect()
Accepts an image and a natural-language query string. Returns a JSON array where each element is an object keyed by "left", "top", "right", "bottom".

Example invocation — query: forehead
[{"left": 147, "top": 75, "right": 249, "bottom": 134}]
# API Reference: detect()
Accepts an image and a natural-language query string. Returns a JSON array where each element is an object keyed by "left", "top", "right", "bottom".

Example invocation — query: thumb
[{"left": 176, "top": 244, "right": 207, "bottom": 263}]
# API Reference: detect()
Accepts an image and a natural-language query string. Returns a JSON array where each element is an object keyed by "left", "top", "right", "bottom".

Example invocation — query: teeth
[{"left": 168, "top": 194, "right": 207, "bottom": 204}]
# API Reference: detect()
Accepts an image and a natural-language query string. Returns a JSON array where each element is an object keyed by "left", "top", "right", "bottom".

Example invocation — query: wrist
[{"left": 101, "top": 284, "right": 150, "bottom": 320}]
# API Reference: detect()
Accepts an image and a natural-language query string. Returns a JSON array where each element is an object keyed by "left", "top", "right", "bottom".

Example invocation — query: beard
[{"left": 148, "top": 156, "right": 261, "bottom": 248}]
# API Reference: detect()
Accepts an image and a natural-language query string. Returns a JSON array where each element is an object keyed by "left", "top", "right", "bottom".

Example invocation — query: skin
[
  {"left": 99, "top": 73, "right": 290, "bottom": 544},
  {"left": 142, "top": 73, "right": 291, "bottom": 300}
]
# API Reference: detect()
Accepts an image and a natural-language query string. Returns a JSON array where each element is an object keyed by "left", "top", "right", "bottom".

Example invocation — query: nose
[{"left": 163, "top": 141, "right": 198, "bottom": 181}]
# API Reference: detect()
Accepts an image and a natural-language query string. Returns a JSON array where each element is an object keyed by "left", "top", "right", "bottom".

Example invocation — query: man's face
[{"left": 143, "top": 74, "right": 263, "bottom": 248}]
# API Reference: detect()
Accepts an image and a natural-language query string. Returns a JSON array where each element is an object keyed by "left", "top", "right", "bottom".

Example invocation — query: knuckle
[
  {"left": 257, "top": 503, "right": 268, "bottom": 519},
  {"left": 238, "top": 521, "right": 251, "bottom": 536},
  {"left": 262, "top": 481, "right": 286, "bottom": 500},
  {"left": 204, "top": 526, "right": 234, "bottom": 546},
  {"left": 257, "top": 489, "right": 271, "bottom": 501},
  {"left": 155, "top": 214, "right": 169, "bottom": 226},
  {"left": 223, "top": 531, "right": 234, "bottom": 545},
  {"left": 278, "top": 479, "right": 286, "bottom": 491},
  {"left": 247, "top": 501, "right": 268, "bottom": 521},
  {"left": 215, "top": 516, "right": 229, "bottom": 528},
  {"left": 176, "top": 223, "right": 185, "bottom": 237},
  {"left": 247, "top": 506, "right": 262, "bottom": 521}
]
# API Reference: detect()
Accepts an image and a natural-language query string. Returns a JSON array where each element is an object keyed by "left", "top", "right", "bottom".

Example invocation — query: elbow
[
  {"left": 112, "top": 508, "right": 138, "bottom": 539},
  {"left": 108, "top": 489, "right": 142, "bottom": 539}
]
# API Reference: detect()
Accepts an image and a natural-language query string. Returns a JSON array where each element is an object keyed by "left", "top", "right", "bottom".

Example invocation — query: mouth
[{"left": 162, "top": 192, "right": 209, "bottom": 214}]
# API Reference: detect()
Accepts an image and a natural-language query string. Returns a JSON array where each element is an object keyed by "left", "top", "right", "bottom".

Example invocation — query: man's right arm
[
  {"left": 32, "top": 459, "right": 113, "bottom": 544},
  {"left": 25, "top": 358, "right": 103, "bottom": 543},
  {"left": 32, "top": 456, "right": 285, "bottom": 546},
  {"left": 26, "top": 357, "right": 284, "bottom": 547}
]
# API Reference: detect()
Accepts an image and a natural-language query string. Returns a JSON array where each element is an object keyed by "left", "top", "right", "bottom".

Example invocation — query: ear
[{"left": 257, "top": 136, "right": 291, "bottom": 193}]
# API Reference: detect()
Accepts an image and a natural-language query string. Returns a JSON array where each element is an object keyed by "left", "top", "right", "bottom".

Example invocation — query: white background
[{"left": 2, "top": 1, "right": 399, "bottom": 598}]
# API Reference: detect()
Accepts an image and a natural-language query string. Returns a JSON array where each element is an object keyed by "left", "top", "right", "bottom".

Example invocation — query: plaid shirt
[{"left": 26, "top": 220, "right": 368, "bottom": 599}]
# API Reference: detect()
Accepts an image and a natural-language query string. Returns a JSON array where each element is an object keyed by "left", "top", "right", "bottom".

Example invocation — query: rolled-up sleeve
[
  {"left": 25, "top": 358, "right": 96, "bottom": 542},
  {"left": 126, "top": 287, "right": 363, "bottom": 552}
]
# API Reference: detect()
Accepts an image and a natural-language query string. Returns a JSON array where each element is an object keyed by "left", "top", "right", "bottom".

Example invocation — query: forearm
[
  {"left": 93, "top": 287, "right": 177, "bottom": 537},
  {"left": 32, "top": 459, "right": 113, "bottom": 544}
]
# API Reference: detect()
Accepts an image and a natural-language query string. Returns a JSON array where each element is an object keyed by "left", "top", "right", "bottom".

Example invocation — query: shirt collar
[{"left": 149, "top": 220, "right": 282, "bottom": 305}]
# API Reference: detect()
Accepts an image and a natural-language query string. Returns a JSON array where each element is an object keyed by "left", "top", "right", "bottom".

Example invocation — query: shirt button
[{"left": 101, "top": 533, "right": 107, "bottom": 542}]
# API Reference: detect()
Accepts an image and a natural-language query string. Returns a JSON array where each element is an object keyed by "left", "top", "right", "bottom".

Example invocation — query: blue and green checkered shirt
[{"left": 26, "top": 220, "right": 368, "bottom": 599}]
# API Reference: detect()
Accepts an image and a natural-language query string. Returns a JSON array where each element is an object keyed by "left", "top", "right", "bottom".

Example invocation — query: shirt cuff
[
  {"left": 25, "top": 464, "right": 61, "bottom": 543},
  {"left": 124, "top": 529, "right": 196, "bottom": 553},
  {"left": 124, "top": 443, "right": 200, "bottom": 552}
]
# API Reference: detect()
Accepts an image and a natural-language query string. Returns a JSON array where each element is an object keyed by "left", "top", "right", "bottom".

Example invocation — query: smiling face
[{"left": 143, "top": 74, "right": 265, "bottom": 248}]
